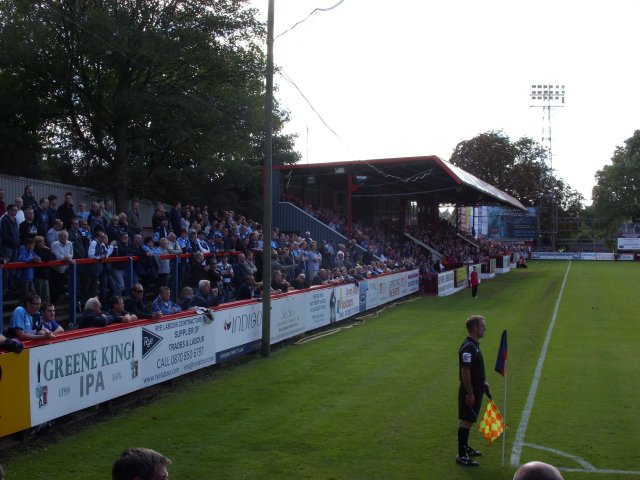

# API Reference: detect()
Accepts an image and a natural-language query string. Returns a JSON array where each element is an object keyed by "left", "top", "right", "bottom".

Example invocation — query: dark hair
[
  {"left": 112, "top": 448, "right": 171, "bottom": 480},
  {"left": 24, "top": 292, "right": 41, "bottom": 306},
  {"left": 40, "top": 302, "right": 54, "bottom": 313},
  {"left": 48, "top": 194, "right": 57, "bottom": 202}
]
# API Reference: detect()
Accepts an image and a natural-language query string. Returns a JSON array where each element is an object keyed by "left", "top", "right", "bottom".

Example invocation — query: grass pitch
[{"left": 2, "top": 261, "right": 639, "bottom": 479}]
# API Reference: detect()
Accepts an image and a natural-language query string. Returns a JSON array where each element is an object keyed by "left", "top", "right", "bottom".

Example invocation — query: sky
[{"left": 250, "top": 0, "right": 640, "bottom": 204}]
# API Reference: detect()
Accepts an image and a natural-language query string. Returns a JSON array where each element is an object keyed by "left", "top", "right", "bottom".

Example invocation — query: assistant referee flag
[{"left": 495, "top": 330, "right": 507, "bottom": 376}]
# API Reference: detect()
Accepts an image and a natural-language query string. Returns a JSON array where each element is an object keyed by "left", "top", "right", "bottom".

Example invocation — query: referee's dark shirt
[{"left": 458, "top": 336, "right": 485, "bottom": 387}]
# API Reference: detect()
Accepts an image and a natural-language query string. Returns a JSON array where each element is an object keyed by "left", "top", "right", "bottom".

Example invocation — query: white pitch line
[
  {"left": 524, "top": 442, "right": 594, "bottom": 470},
  {"left": 510, "top": 261, "right": 572, "bottom": 467},
  {"left": 525, "top": 443, "right": 640, "bottom": 475}
]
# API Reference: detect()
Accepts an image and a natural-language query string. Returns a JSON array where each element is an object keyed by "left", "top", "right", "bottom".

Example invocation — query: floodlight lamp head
[{"left": 530, "top": 84, "right": 565, "bottom": 105}]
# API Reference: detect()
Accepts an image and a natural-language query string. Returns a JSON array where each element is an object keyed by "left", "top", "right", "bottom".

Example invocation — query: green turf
[{"left": 2, "top": 261, "right": 639, "bottom": 479}]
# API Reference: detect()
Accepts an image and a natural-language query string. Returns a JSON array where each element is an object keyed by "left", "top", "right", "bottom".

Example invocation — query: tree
[
  {"left": 592, "top": 129, "right": 640, "bottom": 227},
  {"left": 450, "top": 130, "right": 585, "bottom": 248},
  {"left": 450, "top": 131, "right": 555, "bottom": 206},
  {"left": 0, "top": 0, "right": 299, "bottom": 211}
]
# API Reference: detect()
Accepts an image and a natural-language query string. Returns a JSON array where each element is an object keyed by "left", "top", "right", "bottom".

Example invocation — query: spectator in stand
[
  {"left": 180, "top": 206, "right": 193, "bottom": 233},
  {"left": 103, "top": 199, "right": 115, "bottom": 225},
  {"left": 169, "top": 201, "right": 182, "bottom": 233},
  {"left": 185, "top": 251, "right": 206, "bottom": 288},
  {"left": 14, "top": 197, "right": 25, "bottom": 225},
  {"left": 361, "top": 244, "right": 375, "bottom": 265},
  {"left": 153, "top": 218, "right": 171, "bottom": 243},
  {"left": 124, "top": 284, "right": 161, "bottom": 320},
  {"left": 0, "top": 204, "right": 20, "bottom": 290},
  {"left": 311, "top": 268, "right": 330, "bottom": 286},
  {"left": 50, "top": 229, "right": 75, "bottom": 304},
  {"left": 232, "top": 252, "right": 249, "bottom": 290},
  {"left": 47, "top": 194, "right": 58, "bottom": 221},
  {"left": 306, "top": 241, "right": 322, "bottom": 283},
  {"left": 108, "top": 295, "right": 138, "bottom": 323},
  {"left": 8, "top": 292, "right": 54, "bottom": 340},
  {"left": 21, "top": 184, "right": 37, "bottom": 210},
  {"left": 77, "top": 218, "right": 93, "bottom": 251},
  {"left": 88, "top": 200, "right": 102, "bottom": 225},
  {"left": 114, "top": 213, "right": 133, "bottom": 243},
  {"left": 277, "top": 247, "right": 296, "bottom": 282},
  {"left": 291, "top": 273, "right": 309, "bottom": 290},
  {"left": 57, "top": 192, "right": 75, "bottom": 229},
  {"left": 175, "top": 228, "right": 192, "bottom": 287},
  {"left": 46, "top": 218, "right": 64, "bottom": 247},
  {"left": 204, "top": 255, "right": 222, "bottom": 292},
  {"left": 89, "top": 206, "right": 106, "bottom": 235},
  {"left": 218, "top": 254, "right": 234, "bottom": 302},
  {"left": 151, "top": 204, "right": 167, "bottom": 230},
  {"left": 236, "top": 275, "right": 260, "bottom": 300},
  {"left": 80, "top": 296, "right": 126, "bottom": 328},
  {"left": 109, "top": 231, "right": 131, "bottom": 297},
  {"left": 245, "top": 251, "right": 259, "bottom": 277},
  {"left": 76, "top": 201, "right": 89, "bottom": 221},
  {"left": 247, "top": 231, "right": 260, "bottom": 250},
  {"left": 33, "top": 236, "right": 55, "bottom": 304},
  {"left": 105, "top": 214, "right": 122, "bottom": 243},
  {"left": 86, "top": 231, "right": 117, "bottom": 306},
  {"left": 17, "top": 237, "right": 41, "bottom": 302},
  {"left": 178, "top": 286, "right": 195, "bottom": 310},
  {"left": 127, "top": 200, "right": 143, "bottom": 235},
  {"left": 34, "top": 197, "right": 52, "bottom": 236},
  {"left": 152, "top": 286, "right": 181, "bottom": 315},
  {"left": 270, "top": 249, "right": 296, "bottom": 277},
  {"left": 19, "top": 206, "right": 38, "bottom": 244},
  {"left": 195, "top": 230, "right": 211, "bottom": 255},
  {"left": 40, "top": 302, "right": 64, "bottom": 334},
  {"left": 317, "top": 240, "right": 331, "bottom": 269},
  {"left": 138, "top": 236, "right": 161, "bottom": 290},
  {"left": 193, "top": 279, "right": 220, "bottom": 308},
  {"left": 155, "top": 237, "right": 173, "bottom": 292},
  {"left": 271, "top": 269, "right": 289, "bottom": 294}
]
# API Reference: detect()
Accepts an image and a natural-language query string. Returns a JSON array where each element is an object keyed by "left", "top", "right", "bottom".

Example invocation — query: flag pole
[
  {"left": 494, "top": 329, "right": 508, "bottom": 467},
  {"left": 501, "top": 359, "right": 507, "bottom": 466}
]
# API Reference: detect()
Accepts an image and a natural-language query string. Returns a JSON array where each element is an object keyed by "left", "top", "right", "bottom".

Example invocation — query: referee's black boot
[
  {"left": 456, "top": 454, "right": 479, "bottom": 467},
  {"left": 465, "top": 445, "right": 482, "bottom": 457}
]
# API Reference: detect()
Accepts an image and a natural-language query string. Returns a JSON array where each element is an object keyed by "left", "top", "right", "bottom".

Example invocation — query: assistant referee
[{"left": 456, "top": 315, "right": 489, "bottom": 467}]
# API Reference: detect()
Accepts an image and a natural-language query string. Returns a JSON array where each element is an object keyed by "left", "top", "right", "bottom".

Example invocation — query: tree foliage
[
  {"left": 450, "top": 130, "right": 586, "bottom": 247},
  {"left": 451, "top": 131, "right": 543, "bottom": 206},
  {"left": 592, "top": 129, "right": 640, "bottom": 226},
  {"left": 0, "top": 0, "right": 299, "bottom": 211}
]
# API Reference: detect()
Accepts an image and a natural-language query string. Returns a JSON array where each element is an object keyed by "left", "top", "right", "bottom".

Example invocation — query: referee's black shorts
[{"left": 458, "top": 384, "right": 483, "bottom": 423}]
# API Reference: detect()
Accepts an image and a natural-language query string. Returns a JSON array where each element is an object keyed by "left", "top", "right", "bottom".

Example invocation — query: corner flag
[
  {"left": 478, "top": 400, "right": 505, "bottom": 444},
  {"left": 494, "top": 330, "right": 507, "bottom": 376}
]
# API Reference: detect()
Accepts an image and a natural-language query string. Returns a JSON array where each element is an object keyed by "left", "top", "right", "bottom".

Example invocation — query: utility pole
[{"left": 261, "top": 0, "right": 274, "bottom": 357}]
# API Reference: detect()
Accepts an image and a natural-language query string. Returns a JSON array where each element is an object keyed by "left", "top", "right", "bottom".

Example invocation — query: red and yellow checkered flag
[{"left": 478, "top": 400, "right": 505, "bottom": 444}]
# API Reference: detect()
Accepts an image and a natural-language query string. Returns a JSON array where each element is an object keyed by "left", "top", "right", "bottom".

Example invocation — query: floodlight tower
[{"left": 530, "top": 84, "right": 565, "bottom": 251}]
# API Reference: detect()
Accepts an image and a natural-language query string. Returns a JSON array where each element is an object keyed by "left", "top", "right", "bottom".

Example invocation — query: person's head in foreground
[
  {"left": 112, "top": 448, "right": 171, "bottom": 480},
  {"left": 513, "top": 461, "right": 564, "bottom": 480}
]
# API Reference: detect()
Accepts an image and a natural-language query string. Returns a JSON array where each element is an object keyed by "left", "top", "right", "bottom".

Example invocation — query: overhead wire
[
  {"left": 275, "top": 2, "right": 439, "bottom": 183},
  {"left": 275, "top": 0, "right": 346, "bottom": 39}
]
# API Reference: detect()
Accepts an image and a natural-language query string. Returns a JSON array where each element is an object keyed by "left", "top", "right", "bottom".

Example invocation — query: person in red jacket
[{"left": 470, "top": 268, "right": 479, "bottom": 298}]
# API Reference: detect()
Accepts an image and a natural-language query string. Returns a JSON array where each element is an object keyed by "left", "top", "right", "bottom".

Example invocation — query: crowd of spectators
[{"left": 2, "top": 182, "right": 524, "bottom": 334}]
